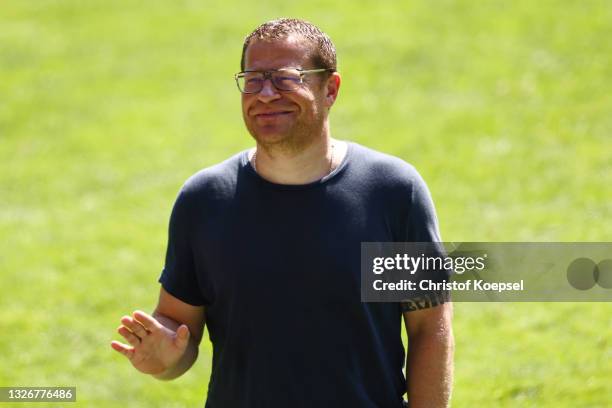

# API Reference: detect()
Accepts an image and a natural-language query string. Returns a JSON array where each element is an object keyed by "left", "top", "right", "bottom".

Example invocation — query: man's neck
[{"left": 251, "top": 137, "right": 346, "bottom": 185}]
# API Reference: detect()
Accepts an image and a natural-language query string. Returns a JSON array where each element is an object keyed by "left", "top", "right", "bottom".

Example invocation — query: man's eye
[
  {"left": 274, "top": 76, "right": 301, "bottom": 88},
  {"left": 276, "top": 76, "right": 299, "bottom": 82}
]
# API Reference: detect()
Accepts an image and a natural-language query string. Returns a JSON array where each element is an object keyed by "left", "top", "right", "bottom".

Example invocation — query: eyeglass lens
[{"left": 238, "top": 70, "right": 302, "bottom": 93}]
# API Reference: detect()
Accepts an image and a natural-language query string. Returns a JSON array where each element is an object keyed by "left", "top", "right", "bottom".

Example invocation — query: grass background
[{"left": 1, "top": 0, "right": 611, "bottom": 406}]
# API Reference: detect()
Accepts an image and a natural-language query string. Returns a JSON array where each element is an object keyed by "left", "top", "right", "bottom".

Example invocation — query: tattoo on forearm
[{"left": 400, "top": 291, "right": 450, "bottom": 312}]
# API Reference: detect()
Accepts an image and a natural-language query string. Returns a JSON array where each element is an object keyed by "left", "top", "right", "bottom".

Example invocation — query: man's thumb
[{"left": 175, "top": 324, "right": 190, "bottom": 347}]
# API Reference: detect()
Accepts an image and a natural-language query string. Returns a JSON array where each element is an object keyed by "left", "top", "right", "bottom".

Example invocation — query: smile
[{"left": 254, "top": 111, "right": 293, "bottom": 118}]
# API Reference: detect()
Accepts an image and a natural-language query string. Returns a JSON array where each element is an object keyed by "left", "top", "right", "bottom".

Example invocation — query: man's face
[{"left": 241, "top": 37, "right": 335, "bottom": 150}]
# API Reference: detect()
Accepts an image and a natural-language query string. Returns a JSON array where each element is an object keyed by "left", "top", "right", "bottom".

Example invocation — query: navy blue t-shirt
[{"left": 159, "top": 142, "right": 443, "bottom": 408}]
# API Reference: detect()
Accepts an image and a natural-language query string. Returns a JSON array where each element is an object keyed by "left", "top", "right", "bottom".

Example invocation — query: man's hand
[{"left": 111, "top": 310, "right": 190, "bottom": 376}]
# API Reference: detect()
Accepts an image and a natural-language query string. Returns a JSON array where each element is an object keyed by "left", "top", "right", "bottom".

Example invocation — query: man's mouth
[{"left": 254, "top": 111, "right": 293, "bottom": 118}]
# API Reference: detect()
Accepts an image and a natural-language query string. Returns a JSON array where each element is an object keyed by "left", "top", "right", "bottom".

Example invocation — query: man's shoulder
[
  {"left": 348, "top": 142, "right": 424, "bottom": 186},
  {"left": 179, "top": 150, "right": 246, "bottom": 197}
]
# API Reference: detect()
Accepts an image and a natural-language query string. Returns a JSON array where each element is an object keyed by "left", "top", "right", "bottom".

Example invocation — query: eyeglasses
[{"left": 234, "top": 68, "right": 333, "bottom": 94}]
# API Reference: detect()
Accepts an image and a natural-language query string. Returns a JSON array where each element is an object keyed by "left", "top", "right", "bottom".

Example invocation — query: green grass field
[{"left": 1, "top": 0, "right": 611, "bottom": 406}]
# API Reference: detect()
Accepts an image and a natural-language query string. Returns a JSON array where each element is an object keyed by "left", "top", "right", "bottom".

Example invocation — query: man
[{"left": 111, "top": 18, "right": 454, "bottom": 408}]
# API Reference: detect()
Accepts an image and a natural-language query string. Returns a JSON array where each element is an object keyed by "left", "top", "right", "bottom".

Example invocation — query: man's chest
[{"left": 188, "top": 189, "right": 397, "bottom": 306}]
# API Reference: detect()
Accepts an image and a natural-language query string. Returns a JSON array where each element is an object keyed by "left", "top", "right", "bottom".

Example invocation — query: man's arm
[
  {"left": 111, "top": 287, "right": 206, "bottom": 380},
  {"left": 151, "top": 287, "right": 206, "bottom": 380},
  {"left": 403, "top": 301, "right": 454, "bottom": 408}
]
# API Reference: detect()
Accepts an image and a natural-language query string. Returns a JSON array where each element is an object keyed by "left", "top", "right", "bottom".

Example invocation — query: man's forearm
[
  {"left": 152, "top": 312, "right": 200, "bottom": 381},
  {"left": 406, "top": 328, "right": 454, "bottom": 408}
]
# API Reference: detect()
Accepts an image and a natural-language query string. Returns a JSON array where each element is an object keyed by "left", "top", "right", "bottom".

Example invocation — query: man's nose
[{"left": 257, "top": 79, "right": 281, "bottom": 102}]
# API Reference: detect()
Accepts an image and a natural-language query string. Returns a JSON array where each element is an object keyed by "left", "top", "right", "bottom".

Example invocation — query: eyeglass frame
[{"left": 234, "top": 67, "right": 335, "bottom": 94}]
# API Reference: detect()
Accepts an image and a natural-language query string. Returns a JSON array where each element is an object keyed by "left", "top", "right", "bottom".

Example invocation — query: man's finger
[
  {"left": 120, "top": 315, "right": 149, "bottom": 338},
  {"left": 111, "top": 340, "right": 135, "bottom": 359},
  {"left": 118, "top": 325, "right": 141, "bottom": 347},
  {"left": 174, "top": 324, "right": 190, "bottom": 349},
  {"left": 132, "top": 310, "right": 162, "bottom": 333}
]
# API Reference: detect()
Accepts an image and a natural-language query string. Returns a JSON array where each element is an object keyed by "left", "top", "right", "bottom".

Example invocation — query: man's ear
[{"left": 324, "top": 72, "right": 341, "bottom": 108}]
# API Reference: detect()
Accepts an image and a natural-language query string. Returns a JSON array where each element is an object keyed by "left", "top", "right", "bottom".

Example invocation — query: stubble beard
[{"left": 248, "top": 108, "right": 327, "bottom": 156}]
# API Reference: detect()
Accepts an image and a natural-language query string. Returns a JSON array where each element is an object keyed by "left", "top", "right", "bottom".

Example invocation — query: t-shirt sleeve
[
  {"left": 158, "top": 188, "right": 207, "bottom": 306},
  {"left": 405, "top": 169, "right": 442, "bottom": 243},
  {"left": 401, "top": 169, "right": 451, "bottom": 312}
]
